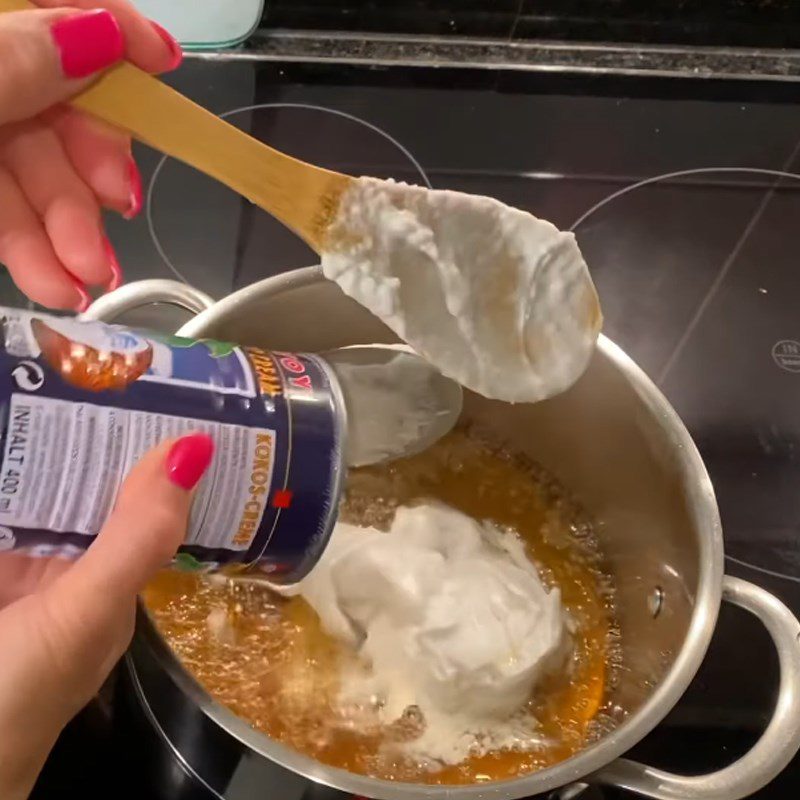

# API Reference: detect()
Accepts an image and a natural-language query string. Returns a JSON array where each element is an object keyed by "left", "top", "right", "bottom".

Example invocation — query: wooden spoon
[{"left": 1, "top": 0, "right": 352, "bottom": 252}]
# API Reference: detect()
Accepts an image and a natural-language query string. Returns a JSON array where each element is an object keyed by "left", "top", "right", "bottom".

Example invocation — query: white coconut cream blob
[
  {"left": 285, "top": 503, "right": 567, "bottom": 764},
  {"left": 321, "top": 178, "right": 602, "bottom": 403}
]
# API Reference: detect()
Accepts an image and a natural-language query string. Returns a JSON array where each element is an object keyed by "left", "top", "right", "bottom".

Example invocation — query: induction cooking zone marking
[
  {"left": 569, "top": 166, "right": 800, "bottom": 386},
  {"left": 570, "top": 165, "right": 800, "bottom": 586},
  {"left": 569, "top": 167, "right": 800, "bottom": 233},
  {"left": 725, "top": 554, "right": 800, "bottom": 586},
  {"left": 772, "top": 340, "right": 800, "bottom": 373},
  {"left": 146, "top": 103, "right": 431, "bottom": 285}
]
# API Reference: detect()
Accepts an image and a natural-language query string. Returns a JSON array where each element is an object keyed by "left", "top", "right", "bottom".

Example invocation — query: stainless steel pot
[{"left": 86, "top": 270, "right": 800, "bottom": 800}]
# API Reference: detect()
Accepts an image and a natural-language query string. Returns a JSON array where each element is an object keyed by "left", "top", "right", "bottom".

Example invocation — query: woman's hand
[
  {"left": 0, "top": 1, "right": 182, "bottom": 311},
  {"left": 0, "top": 433, "right": 213, "bottom": 800}
]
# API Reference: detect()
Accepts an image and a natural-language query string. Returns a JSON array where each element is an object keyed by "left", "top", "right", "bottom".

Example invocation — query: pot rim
[{"left": 138, "top": 265, "right": 725, "bottom": 799}]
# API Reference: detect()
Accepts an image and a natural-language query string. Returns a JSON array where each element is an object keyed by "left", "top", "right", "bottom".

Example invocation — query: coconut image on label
[{"left": 31, "top": 317, "right": 154, "bottom": 391}]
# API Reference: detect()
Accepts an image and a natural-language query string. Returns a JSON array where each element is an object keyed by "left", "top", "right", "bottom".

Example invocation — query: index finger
[{"left": 32, "top": 0, "right": 181, "bottom": 73}]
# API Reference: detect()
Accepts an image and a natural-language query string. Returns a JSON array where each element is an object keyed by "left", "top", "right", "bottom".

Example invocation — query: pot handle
[
  {"left": 80, "top": 279, "right": 215, "bottom": 322},
  {"left": 592, "top": 575, "right": 800, "bottom": 800}
]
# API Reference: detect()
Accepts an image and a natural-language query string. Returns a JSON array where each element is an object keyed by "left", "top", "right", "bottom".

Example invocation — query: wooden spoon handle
[
  {"left": 0, "top": 0, "right": 346, "bottom": 250},
  {"left": 72, "top": 64, "right": 344, "bottom": 249}
]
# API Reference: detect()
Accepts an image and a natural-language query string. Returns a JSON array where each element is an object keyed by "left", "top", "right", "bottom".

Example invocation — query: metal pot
[{"left": 87, "top": 269, "right": 800, "bottom": 800}]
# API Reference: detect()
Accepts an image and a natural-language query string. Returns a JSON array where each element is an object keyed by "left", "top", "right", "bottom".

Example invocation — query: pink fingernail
[
  {"left": 123, "top": 158, "right": 143, "bottom": 220},
  {"left": 51, "top": 10, "right": 124, "bottom": 79},
  {"left": 71, "top": 279, "right": 91, "bottom": 314},
  {"left": 166, "top": 433, "right": 214, "bottom": 490},
  {"left": 149, "top": 20, "right": 183, "bottom": 72},
  {"left": 103, "top": 237, "right": 123, "bottom": 292}
]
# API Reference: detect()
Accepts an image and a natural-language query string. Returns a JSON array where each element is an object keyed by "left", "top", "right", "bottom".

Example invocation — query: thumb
[
  {"left": 0, "top": 433, "right": 213, "bottom": 799},
  {"left": 0, "top": 8, "right": 124, "bottom": 126}
]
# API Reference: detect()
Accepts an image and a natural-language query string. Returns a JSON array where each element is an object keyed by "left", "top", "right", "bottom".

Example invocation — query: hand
[
  {"left": 0, "top": 1, "right": 182, "bottom": 311},
  {"left": 0, "top": 433, "right": 214, "bottom": 800}
]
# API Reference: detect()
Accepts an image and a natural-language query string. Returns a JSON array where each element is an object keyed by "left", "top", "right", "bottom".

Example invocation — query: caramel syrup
[{"left": 143, "top": 429, "right": 620, "bottom": 784}]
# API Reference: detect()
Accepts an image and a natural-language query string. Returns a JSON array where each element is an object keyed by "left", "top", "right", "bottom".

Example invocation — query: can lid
[{"left": 322, "top": 344, "right": 463, "bottom": 467}]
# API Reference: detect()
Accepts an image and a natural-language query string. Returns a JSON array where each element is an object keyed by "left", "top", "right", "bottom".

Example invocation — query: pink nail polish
[
  {"left": 166, "top": 434, "right": 214, "bottom": 490},
  {"left": 123, "top": 158, "right": 143, "bottom": 220},
  {"left": 149, "top": 20, "right": 183, "bottom": 71},
  {"left": 103, "top": 237, "right": 123, "bottom": 292},
  {"left": 51, "top": 10, "right": 124, "bottom": 79}
]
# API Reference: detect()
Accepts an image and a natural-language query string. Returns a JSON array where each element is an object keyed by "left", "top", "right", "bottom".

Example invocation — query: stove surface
[{"left": 19, "top": 60, "right": 800, "bottom": 799}]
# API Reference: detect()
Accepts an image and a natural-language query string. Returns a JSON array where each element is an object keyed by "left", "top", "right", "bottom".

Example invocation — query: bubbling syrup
[{"left": 143, "top": 429, "right": 621, "bottom": 784}]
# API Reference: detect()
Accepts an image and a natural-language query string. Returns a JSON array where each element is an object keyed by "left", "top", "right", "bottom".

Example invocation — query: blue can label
[{"left": 0, "top": 309, "right": 344, "bottom": 584}]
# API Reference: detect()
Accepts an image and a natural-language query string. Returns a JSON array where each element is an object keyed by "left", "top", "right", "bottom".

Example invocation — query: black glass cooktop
[
  {"left": 20, "top": 60, "right": 800, "bottom": 798},
  {"left": 262, "top": 0, "right": 800, "bottom": 49}
]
